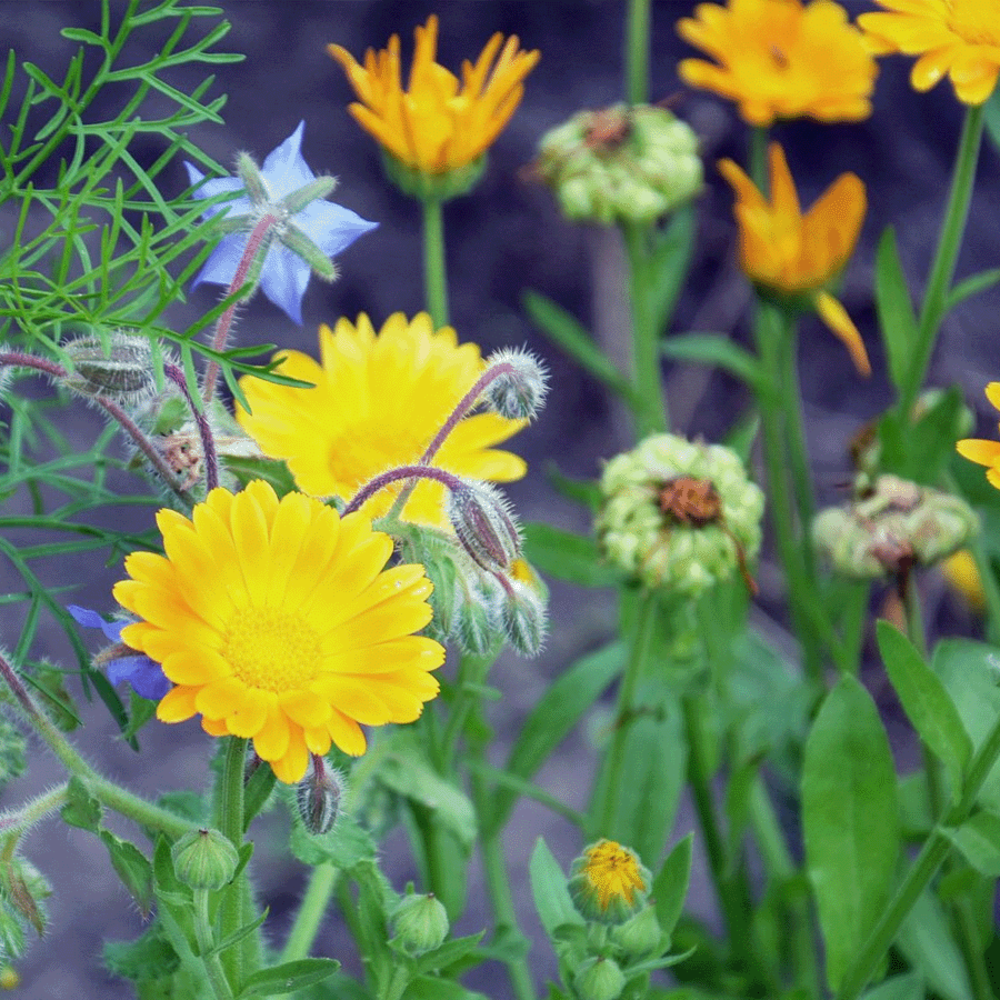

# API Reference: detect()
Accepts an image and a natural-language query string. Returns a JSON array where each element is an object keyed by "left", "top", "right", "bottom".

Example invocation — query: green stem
[
  {"left": 215, "top": 737, "right": 249, "bottom": 992},
  {"left": 749, "top": 125, "right": 769, "bottom": 191},
  {"left": 193, "top": 887, "right": 236, "bottom": 1000},
  {"left": 624, "top": 0, "right": 651, "bottom": 105},
  {"left": 593, "top": 590, "right": 657, "bottom": 837},
  {"left": 0, "top": 784, "right": 68, "bottom": 834},
  {"left": 421, "top": 197, "right": 449, "bottom": 327},
  {"left": 622, "top": 222, "right": 668, "bottom": 434},
  {"left": 280, "top": 862, "right": 339, "bottom": 963},
  {"left": 901, "top": 103, "right": 985, "bottom": 418},
  {"left": 837, "top": 706, "right": 1000, "bottom": 1000}
]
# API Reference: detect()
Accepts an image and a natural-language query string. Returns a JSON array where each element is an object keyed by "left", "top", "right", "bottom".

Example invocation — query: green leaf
[
  {"left": 944, "top": 810, "right": 1000, "bottom": 877},
  {"left": 803, "top": 675, "right": 900, "bottom": 992},
  {"left": 102, "top": 923, "right": 179, "bottom": 982},
  {"left": 645, "top": 206, "right": 695, "bottom": 335},
  {"left": 878, "top": 387, "right": 964, "bottom": 484},
  {"left": 61, "top": 775, "right": 102, "bottom": 832},
  {"left": 521, "top": 522, "right": 621, "bottom": 588},
  {"left": 402, "top": 976, "right": 490, "bottom": 1000},
  {"left": 876, "top": 621, "right": 972, "bottom": 798},
  {"left": 209, "top": 907, "right": 269, "bottom": 959},
  {"left": 100, "top": 830, "right": 153, "bottom": 918},
  {"left": 488, "top": 642, "right": 624, "bottom": 835},
  {"left": 945, "top": 268, "right": 1000, "bottom": 312},
  {"left": 288, "top": 812, "right": 377, "bottom": 869},
  {"left": 652, "top": 834, "right": 693, "bottom": 939},
  {"left": 860, "top": 972, "right": 924, "bottom": 1000},
  {"left": 522, "top": 290, "right": 635, "bottom": 402},
  {"left": 896, "top": 889, "right": 972, "bottom": 1000},
  {"left": 661, "top": 333, "right": 763, "bottom": 389},
  {"left": 237, "top": 957, "right": 340, "bottom": 997},
  {"left": 412, "top": 931, "right": 486, "bottom": 975},
  {"left": 874, "top": 226, "right": 919, "bottom": 394},
  {"left": 529, "top": 837, "right": 584, "bottom": 941}
]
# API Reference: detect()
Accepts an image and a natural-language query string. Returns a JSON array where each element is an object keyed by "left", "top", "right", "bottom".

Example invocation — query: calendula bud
[
  {"left": 568, "top": 839, "right": 651, "bottom": 925},
  {"left": 597, "top": 434, "right": 764, "bottom": 596},
  {"left": 295, "top": 758, "right": 345, "bottom": 836},
  {"left": 446, "top": 480, "right": 522, "bottom": 574},
  {"left": 536, "top": 104, "right": 702, "bottom": 226},
  {"left": 171, "top": 829, "right": 239, "bottom": 891},
  {"left": 499, "top": 560, "right": 548, "bottom": 657},
  {"left": 390, "top": 891, "right": 450, "bottom": 955},
  {"left": 610, "top": 903, "right": 663, "bottom": 957},
  {"left": 481, "top": 348, "right": 549, "bottom": 422},
  {"left": 573, "top": 956, "right": 626, "bottom": 1000},
  {"left": 62, "top": 333, "right": 155, "bottom": 405},
  {"left": 813, "top": 474, "right": 978, "bottom": 579}
]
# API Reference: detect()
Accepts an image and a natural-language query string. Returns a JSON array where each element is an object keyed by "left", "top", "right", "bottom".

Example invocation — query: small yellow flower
[
  {"left": 718, "top": 142, "right": 870, "bottom": 375},
  {"left": 941, "top": 549, "right": 986, "bottom": 611},
  {"left": 328, "top": 15, "right": 539, "bottom": 176},
  {"left": 858, "top": 0, "right": 1000, "bottom": 105},
  {"left": 957, "top": 382, "right": 1000, "bottom": 488},
  {"left": 113, "top": 480, "right": 445, "bottom": 783},
  {"left": 568, "top": 839, "right": 652, "bottom": 924},
  {"left": 236, "top": 313, "right": 527, "bottom": 527},
  {"left": 676, "top": 0, "right": 877, "bottom": 125}
]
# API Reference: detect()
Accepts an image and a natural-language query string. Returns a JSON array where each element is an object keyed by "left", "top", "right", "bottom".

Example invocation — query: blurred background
[{"left": 3, "top": 1, "right": 1000, "bottom": 995}]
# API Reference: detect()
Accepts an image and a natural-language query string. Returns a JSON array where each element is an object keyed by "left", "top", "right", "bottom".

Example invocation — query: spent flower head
[
  {"left": 535, "top": 103, "right": 702, "bottom": 225},
  {"left": 719, "top": 142, "right": 870, "bottom": 375},
  {"left": 329, "top": 16, "right": 539, "bottom": 199},
  {"left": 858, "top": 0, "right": 1000, "bottom": 105},
  {"left": 677, "top": 0, "right": 877, "bottom": 125},
  {"left": 112, "top": 480, "right": 444, "bottom": 783},
  {"left": 185, "top": 121, "right": 377, "bottom": 324}
]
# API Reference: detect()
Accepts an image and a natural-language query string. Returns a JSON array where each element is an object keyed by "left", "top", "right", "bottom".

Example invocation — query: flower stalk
[{"left": 422, "top": 197, "right": 449, "bottom": 328}]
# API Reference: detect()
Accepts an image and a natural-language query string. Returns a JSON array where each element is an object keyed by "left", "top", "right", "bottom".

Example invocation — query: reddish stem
[
  {"left": 164, "top": 364, "right": 219, "bottom": 491},
  {"left": 342, "top": 464, "right": 463, "bottom": 517}
]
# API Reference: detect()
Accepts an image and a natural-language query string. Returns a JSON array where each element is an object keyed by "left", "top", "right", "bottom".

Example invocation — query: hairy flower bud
[
  {"left": 481, "top": 348, "right": 549, "bottom": 422},
  {"left": 295, "top": 758, "right": 345, "bottom": 836},
  {"left": 446, "top": 480, "right": 522, "bottom": 573},
  {"left": 813, "top": 474, "right": 978, "bottom": 579},
  {"left": 171, "top": 829, "right": 239, "bottom": 891},
  {"left": 597, "top": 434, "right": 764, "bottom": 595},
  {"left": 455, "top": 569, "right": 505, "bottom": 656},
  {"left": 390, "top": 891, "right": 450, "bottom": 955},
  {"left": 0, "top": 856, "right": 51, "bottom": 961},
  {"left": 536, "top": 104, "right": 702, "bottom": 225},
  {"left": 62, "top": 333, "right": 155, "bottom": 405},
  {"left": 499, "top": 560, "right": 548, "bottom": 657},
  {"left": 574, "top": 957, "right": 627, "bottom": 1000}
]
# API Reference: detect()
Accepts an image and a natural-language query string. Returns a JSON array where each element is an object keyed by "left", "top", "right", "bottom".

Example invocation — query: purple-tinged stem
[
  {"left": 164, "top": 364, "right": 219, "bottom": 491},
  {"left": 201, "top": 213, "right": 279, "bottom": 406},
  {"left": 1, "top": 350, "right": 187, "bottom": 500},
  {"left": 342, "top": 464, "right": 463, "bottom": 517}
]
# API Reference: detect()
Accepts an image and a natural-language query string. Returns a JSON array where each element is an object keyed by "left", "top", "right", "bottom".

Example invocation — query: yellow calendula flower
[
  {"left": 941, "top": 549, "right": 986, "bottom": 611},
  {"left": 718, "top": 142, "right": 870, "bottom": 375},
  {"left": 676, "top": 0, "right": 877, "bottom": 125},
  {"left": 113, "top": 480, "right": 445, "bottom": 783},
  {"left": 858, "top": 0, "right": 1000, "bottom": 105},
  {"left": 957, "top": 382, "right": 1000, "bottom": 488},
  {"left": 237, "top": 312, "right": 527, "bottom": 527},
  {"left": 328, "top": 15, "right": 539, "bottom": 184},
  {"left": 568, "top": 839, "right": 652, "bottom": 925}
]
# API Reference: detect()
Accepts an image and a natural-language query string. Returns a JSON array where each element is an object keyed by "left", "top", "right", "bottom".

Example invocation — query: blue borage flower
[
  {"left": 185, "top": 121, "right": 377, "bottom": 324},
  {"left": 67, "top": 605, "right": 170, "bottom": 700}
]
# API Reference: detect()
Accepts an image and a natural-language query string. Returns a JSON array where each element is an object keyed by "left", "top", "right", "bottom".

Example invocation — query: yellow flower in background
[
  {"left": 858, "top": 0, "right": 1000, "bottom": 105},
  {"left": 957, "top": 382, "right": 1000, "bottom": 488},
  {"left": 328, "top": 15, "right": 540, "bottom": 176},
  {"left": 113, "top": 480, "right": 444, "bottom": 783},
  {"left": 237, "top": 313, "right": 527, "bottom": 527},
  {"left": 941, "top": 549, "right": 986, "bottom": 612},
  {"left": 676, "top": 0, "right": 877, "bottom": 125},
  {"left": 718, "top": 142, "right": 871, "bottom": 375}
]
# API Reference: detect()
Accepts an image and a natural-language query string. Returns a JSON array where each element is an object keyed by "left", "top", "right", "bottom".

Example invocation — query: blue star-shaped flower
[
  {"left": 67, "top": 605, "right": 171, "bottom": 700},
  {"left": 185, "top": 121, "right": 377, "bottom": 324}
]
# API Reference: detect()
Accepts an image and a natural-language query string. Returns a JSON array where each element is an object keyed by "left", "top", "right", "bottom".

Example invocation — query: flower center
[
  {"left": 223, "top": 606, "right": 321, "bottom": 692},
  {"left": 948, "top": 0, "right": 1000, "bottom": 45}
]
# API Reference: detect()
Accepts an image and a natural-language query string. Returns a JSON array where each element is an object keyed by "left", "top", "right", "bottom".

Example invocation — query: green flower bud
[
  {"left": 381, "top": 149, "right": 487, "bottom": 203},
  {"left": 454, "top": 570, "right": 504, "bottom": 656},
  {"left": 610, "top": 903, "right": 663, "bottom": 957},
  {"left": 171, "top": 829, "right": 238, "bottom": 891},
  {"left": 0, "top": 855, "right": 51, "bottom": 961},
  {"left": 390, "top": 891, "right": 450, "bottom": 955},
  {"left": 446, "top": 480, "right": 522, "bottom": 574},
  {"left": 295, "top": 758, "right": 345, "bottom": 836},
  {"left": 62, "top": 332, "right": 155, "bottom": 405},
  {"left": 573, "top": 956, "right": 626, "bottom": 1000},
  {"left": 536, "top": 104, "right": 702, "bottom": 226},
  {"left": 481, "top": 348, "right": 550, "bottom": 422},
  {"left": 499, "top": 559, "right": 548, "bottom": 657},
  {"left": 596, "top": 434, "right": 764, "bottom": 595},
  {"left": 568, "top": 839, "right": 652, "bottom": 925},
  {"left": 813, "top": 474, "right": 978, "bottom": 579}
]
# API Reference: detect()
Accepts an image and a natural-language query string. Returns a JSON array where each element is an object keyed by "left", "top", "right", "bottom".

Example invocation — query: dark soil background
[{"left": 2, "top": 2, "right": 1000, "bottom": 997}]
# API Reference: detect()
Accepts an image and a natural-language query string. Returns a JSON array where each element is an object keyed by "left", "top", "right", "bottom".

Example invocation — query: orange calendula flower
[
  {"left": 113, "top": 480, "right": 444, "bottom": 783},
  {"left": 328, "top": 15, "right": 539, "bottom": 178},
  {"left": 676, "top": 0, "right": 877, "bottom": 125},
  {"left": 718, "top": 142, "right": 870, "bottom": 375},
  {"left": 236, "top": 312, "right": 527, "bottom": 528},
  {"left": 858, "top": 0, "right": 1000, "bottom": 105},
  {"left": 957, "top": 382, "right": 1000, "bottom": 488}
]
